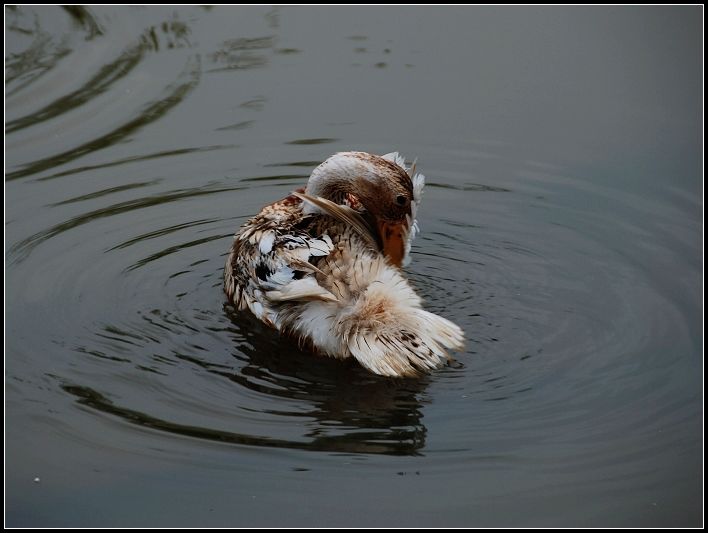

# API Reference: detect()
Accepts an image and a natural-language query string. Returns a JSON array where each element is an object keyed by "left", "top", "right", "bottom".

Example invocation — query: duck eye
[{"left": 395, "top": 195, "right": 407, "bottom": 206}]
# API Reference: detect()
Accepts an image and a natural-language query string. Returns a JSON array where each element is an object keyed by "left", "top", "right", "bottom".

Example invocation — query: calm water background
[{"left": 5, "top": 6, "right": 702, "bottom": 527}]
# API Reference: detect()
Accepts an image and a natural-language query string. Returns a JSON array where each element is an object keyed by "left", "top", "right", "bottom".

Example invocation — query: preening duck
[{"left": 224, "top": 151, "right": 464, "bottom": 377}]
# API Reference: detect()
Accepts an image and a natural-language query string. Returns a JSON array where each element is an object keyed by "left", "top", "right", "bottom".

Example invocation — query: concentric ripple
[{"left": 6, "top": 6, "right": 701, "bottom": 527}]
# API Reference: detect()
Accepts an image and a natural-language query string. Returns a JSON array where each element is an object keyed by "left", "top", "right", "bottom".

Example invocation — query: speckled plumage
[{"left": 224, "top": 152, "right": 464, "bottom": 377}]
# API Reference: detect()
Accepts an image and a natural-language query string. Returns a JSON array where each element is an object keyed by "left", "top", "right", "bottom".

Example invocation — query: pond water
[{"left": 5, "top": 6, "right": 702, "bottom": 527}]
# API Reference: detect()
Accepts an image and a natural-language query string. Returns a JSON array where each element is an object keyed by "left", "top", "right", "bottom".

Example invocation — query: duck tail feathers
[{"left": 346, "top": 307, "right": 464, "bottom": 378}]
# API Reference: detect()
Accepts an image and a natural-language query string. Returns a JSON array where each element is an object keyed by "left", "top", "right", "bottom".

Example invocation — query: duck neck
[
  {"left": 304, "top": 174, "right": 351, "bottom": 205},
  {"left": 304, "top": 159, "right": 373, "bottom": 214}
]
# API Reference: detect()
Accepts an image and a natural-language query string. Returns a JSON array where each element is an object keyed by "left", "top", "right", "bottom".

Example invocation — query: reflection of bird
[
  {"left": 222, "top": 304, "right": 430, "bottom": 455},
  {"left": 224, "top": 151, "right": 464, "bottom": 377}
]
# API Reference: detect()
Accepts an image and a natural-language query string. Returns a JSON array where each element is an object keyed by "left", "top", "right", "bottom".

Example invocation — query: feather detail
[
  {"left": 289, "top": 258, "right": 327, "bottom": 276},
  {"left": 335, "top": 261, "right": 464, "bottom": 376},
  {"left": 382, "top": 151, "right": 407, "bottom": 169},
  {"left": 265, "top": 277, "right": 338, "bottom": 303},
  {"left": 224, "top": 151, "right": 464, "bottom": 378},
  {"left": 291, "top": 191, "right": 379, "bottom": 251},
  {"left": 258, "top": 231, "right": 276, "bottom": 254}
]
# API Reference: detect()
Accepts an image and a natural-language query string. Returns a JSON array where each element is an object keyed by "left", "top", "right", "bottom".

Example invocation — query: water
[{"left": 5, "top": 6, "right": 702, "bottom": 527}]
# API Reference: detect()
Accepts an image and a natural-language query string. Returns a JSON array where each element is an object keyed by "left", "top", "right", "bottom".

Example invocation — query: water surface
[{"left": 5, "top": 6, "right": 702, "bottom": 527}]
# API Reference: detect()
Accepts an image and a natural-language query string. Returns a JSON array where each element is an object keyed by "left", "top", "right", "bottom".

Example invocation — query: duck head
[{"left": 302, "top": 151, "right": 423, "bottom": 267}]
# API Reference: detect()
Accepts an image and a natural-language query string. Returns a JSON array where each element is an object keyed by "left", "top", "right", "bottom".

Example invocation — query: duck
[{"left": 224, "top": 151, "right": 464, "bottom": 377}]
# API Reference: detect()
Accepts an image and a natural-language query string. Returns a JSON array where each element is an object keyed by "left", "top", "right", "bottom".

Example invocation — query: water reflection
[
  {"left": 7, "top": 183, "right": 242, "bottom": 264},
  {"left": 5, "top": 6, "right": 72, "bottom": 95},
  {"left": 220, "top": 306, "right": 431, "bottom": 455},
  {"left": 39, "top": 144, "right": 235, "bottom": 181},
  {"left": 6, "top": 7, "right": 191, "bottom": 134},
  {"left": 286, "top": 137, "right": 339, "bottom": 145},
  {"left": 8, "top": 43, "right": 147, "bottom": 134},
  {"left": 7, "top": 59, "right": 201, "bottom": 181},
  {"left": 238, "top": 96, "right": 266, "bottom": 110},
  {"left": 59, "top": 304, "right": 431, "bottom": 456},
  {"left": 63, "top": 380, "right": 426, "bottom": 455},
  {"left": 215, "top": 120, "right": 255, "bottom": 132},
  {"left": 208, "top": 36, "right": 275, "bottom": 72},
  {"left": 5, "top": 5, "right": 701, "bottom": 526},
  {"left": 62, "top": 6, "right": 104, "bottom": 39}
]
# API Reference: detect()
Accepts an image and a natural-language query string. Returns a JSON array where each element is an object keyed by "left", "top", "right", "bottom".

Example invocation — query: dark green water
[{"left": 5, "top": 6, "right": 702, "bottom": 527}]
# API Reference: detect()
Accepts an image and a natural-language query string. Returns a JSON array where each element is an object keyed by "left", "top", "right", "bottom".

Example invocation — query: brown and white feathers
[{"left": 224, "top": 151, "right": 464, "bottom": 377}]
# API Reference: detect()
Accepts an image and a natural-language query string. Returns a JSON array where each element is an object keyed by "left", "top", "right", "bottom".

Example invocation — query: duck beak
[{"left": 377, "top": 219, "right": 408, "bottom": 267}]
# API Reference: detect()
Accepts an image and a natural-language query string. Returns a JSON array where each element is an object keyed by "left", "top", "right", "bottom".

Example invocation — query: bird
[{"left": 224, "top": 151, "right": 464, "bottom": 377}]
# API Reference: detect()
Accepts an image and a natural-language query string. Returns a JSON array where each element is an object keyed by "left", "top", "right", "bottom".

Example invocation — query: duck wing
[{"left": 225, "top": 194, "right": 341, "bottom": 326}]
